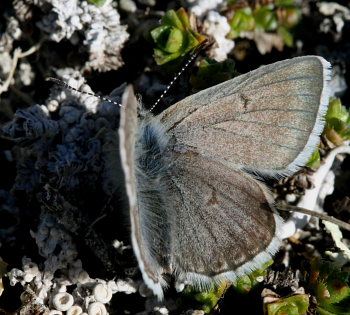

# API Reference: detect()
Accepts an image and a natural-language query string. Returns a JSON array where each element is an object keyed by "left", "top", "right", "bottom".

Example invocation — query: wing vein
[
  {"left": 168, "top": 176, "right": 211, "bottom": 269},
  {"left": 242, "top": 108, "right": 315, "bottom": 115},
  {"left": 239, "top": 75, "right": 320, "bottom": 92},
  {"left": 232, "top": 119, "right": 310, "bottom": 134},
  {"left": 210, "top": 127, "right": 301, "bottom": 151},
  {"left": 205, "top": 76, "right": 321, "bottom": 108}
]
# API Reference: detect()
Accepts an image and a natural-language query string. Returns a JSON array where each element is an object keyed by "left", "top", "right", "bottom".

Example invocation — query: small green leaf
[
  {"left": 153, "top": 48, "right": 181, "bottom": 65},
  {"left": 164, "top": 28, "right": 184, "bottom": 53},
  {"left": 266, "top": 294, "right": 309, "bottom": 315},
  {"left": 254, "top": 5, "right": 279, "bottom": 31},
  {"left": 278, "top": 26, "right": 293, "bottom": 47},
  {"left": 150, "top": 26, "right": 171, "bottom": 49},
  {"left": 310, "top": 260, "right": 350, "bottom": 315},
  {"left": 324, "top": 98, "right": 350, "bottom": 145},
  {"left": 150, "top": 8, "right": 206, "bottom": 66},
  {"left": 176, "top": 7, "right": 192, "bottom": 29},
  {"left": 162, "top": 9, "right": 184, "bottom": 29},
  {"left": 306, "top": 147, "right": 320, "bottom": 168},
  {"left": 233, "top": 260, "right": 273, "bottom": 294},
  {"left": 182, "top": 281, "right": 229, "bottom": 313},
  {"left": 326, "top": 98, "right": 350, "bottom": 124},
  {"left": 228, "top": 7, "right": 255, "bottom": 39}
]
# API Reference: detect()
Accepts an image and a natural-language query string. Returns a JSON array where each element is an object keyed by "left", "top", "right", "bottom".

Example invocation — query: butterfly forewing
[{"left": 158, "top": 56, "right": 330, "bottom": 177}]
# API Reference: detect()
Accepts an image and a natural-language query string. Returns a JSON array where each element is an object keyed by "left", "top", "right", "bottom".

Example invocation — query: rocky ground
[{"left": 0, "top": 0, "right": 350, "bottom": 314}]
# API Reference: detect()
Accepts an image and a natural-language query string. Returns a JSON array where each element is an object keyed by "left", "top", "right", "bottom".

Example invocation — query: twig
[
  {"left": 277, "top": 204, "right": 350, "bottom": 232},
  {"left": 0, "top": 43, "right": 41, "bottom": 95},
  {"left": 280, "top": 144, "right": 350, "bottom": 239}
]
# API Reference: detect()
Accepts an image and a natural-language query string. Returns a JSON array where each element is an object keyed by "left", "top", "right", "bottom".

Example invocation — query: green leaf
[
  {"left": 150, "top": 8, "right": 206, "bottom": 66},
  {"left": 162, "top": 9, "right": 184, "bottom": 29},
  {"left": 310, "top": 260, "right": 350, "bottom": 315},
  {"left": 153, "top": 48, "right": 181, "bottom": 65},
  {"left": 163, "top": 28, "right": 184, "bottom": 53},
  {"left": 182, "top": 281, "right": 229, "bottom": 313},
  {"left": 228, "top": 7, "right": 255, "bottom": 39},
  {"left": 233, "top": 260, "right": 274, "bottom": 294},
  {"left": 266, "top": 294, "right": 310, "bottom": 315},
  {"left": 150, "top": 26, "right": 171, "bottom": 47},
  {"left": 254, "top": 5, "right": 278, "bottom": 31},
  {"left": 176, "top": 7, "right": 192, "bottom": 29},
  {"left": 324, "top": 98, "right": 350, "bottom": 144},
  {"left": 278, "top": 26, "right": 294, "bottom": 46},
  {"left": 306, "top": 147, "right": 321, "bottom": 168},
  {"left": 326, "top": 98, "right": 350, "bottom": 123}
]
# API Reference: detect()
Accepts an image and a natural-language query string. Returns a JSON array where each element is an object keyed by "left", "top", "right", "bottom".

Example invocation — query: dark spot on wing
[
  {"left": 185, "top": 150, "right": 199, "bottom": 157},
  {"left": 207, "top": 190, "right": 219, "bottom": 206},
  {"left": 167, "top": 106, "right": 201, "bottom": 131},
  {"left": 240, "top": 93, "right": 250, "bottom": 111}
]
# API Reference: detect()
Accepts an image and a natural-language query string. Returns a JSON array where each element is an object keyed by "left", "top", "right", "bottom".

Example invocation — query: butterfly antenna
[
  {"left": 45, "top": 77, "right": 123, "bottom": 107},
  {"left": 149, "top": 42, "right": 206, "bottom": 113}
]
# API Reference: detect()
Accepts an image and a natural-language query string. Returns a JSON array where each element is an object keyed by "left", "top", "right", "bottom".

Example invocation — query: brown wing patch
[{"left": 165, "top": 152, "right": 280, "bottom": 277}]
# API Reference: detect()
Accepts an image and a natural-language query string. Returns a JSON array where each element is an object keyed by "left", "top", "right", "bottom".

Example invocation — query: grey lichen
[
  {"left": 16, "top": 0, "right": 130, "bottom": 72},
  {"left": 7, "top": 214, "right": 134, "bottom": 312},
  {"left": 3, "top": 71, "right": 137, "bottom": 312}
]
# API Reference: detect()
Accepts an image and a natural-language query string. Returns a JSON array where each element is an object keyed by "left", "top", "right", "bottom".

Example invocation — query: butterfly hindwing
[{"left": 164, "top": 152, "right": 283, "bottom": 289}]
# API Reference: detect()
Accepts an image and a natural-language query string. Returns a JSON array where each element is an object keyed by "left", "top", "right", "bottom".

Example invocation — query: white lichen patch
[
  {"left": 7, "top": 214, "right": 124, "bottom": 313},
  {"left": 202, "top": 11, "right": 234, "bottom": 61},
  {"left": 36, "top": 0, "right": 129, "bottom": 71}
]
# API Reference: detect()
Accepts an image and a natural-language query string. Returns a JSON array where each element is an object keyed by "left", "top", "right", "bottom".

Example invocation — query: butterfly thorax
[{"left": 134, "top": 115, "right": 172, "bottom": 269}]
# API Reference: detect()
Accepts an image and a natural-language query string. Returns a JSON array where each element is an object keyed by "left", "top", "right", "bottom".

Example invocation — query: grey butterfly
[{"left": 118, "top": 56, "right": 331, "bottom": 299}]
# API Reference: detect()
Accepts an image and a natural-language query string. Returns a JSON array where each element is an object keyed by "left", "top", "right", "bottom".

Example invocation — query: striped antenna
[
  {"left": 45, "top": 77, "right": 123, "bottom": 107},
  {"left": 46, "top": 42, "right": 206, "bottom": 112},
  {"left": 149, "top": 45, "right": 205, "bottom": 113}
]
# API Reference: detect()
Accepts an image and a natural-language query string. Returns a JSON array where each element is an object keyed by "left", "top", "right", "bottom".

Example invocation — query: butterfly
[{"left": 118, "top": 56, "right": 331, "bottom": 299}]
